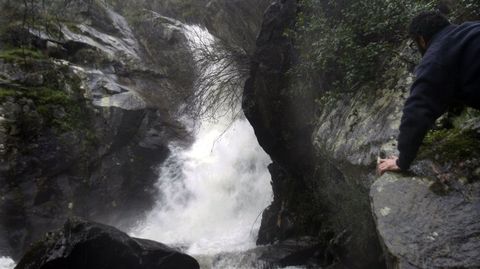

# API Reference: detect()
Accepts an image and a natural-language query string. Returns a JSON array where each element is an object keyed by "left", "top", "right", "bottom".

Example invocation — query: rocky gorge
[{"left": 0, "top": 0, "right": 480, "bottom": 268}]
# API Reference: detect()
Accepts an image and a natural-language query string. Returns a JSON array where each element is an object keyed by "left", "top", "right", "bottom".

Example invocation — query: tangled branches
[{"left": 181, "top": 26, "right": 251, "bottom": 121}]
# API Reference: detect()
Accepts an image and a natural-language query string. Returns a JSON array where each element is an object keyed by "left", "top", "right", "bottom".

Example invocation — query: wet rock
[
  {"left": 371, "top": 173, "right": 480, "bottom": 268},
  {"left": 258, "top": 237, "right": 326, "bottom": 268},
  {"left": 20, "top": 74, "right": 44, "bottom": 87},
  {"left": 243, "top": 0, "right": 480, "bottom": 268},
  {"left": 93, "top": 92, "right": 146, "bottom": 110},
  {"left": 15, "top": 218, "right": 200, "bottom": 269},
  {"left": 243, "top": 0, "right": 385, "bottom": 267},
  {"left": 196, "top": 237, "right": 324, "bottom": 269},
  {"left": 0, "top": 0, "right": 193, "bottom": 259},
  {"left": 203, "top": 0, "right": 271, "bottom": 55},
  {"left": 243, "top": 0, "right": 309, "bottom": 172}
]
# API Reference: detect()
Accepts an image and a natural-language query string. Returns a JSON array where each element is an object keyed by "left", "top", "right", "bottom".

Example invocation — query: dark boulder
[
  {"left": 15, "top": 218, "right": 199, "bottom": 269},
  {"left": 242, "top": 0, "right": 386, "bottom": 267},
  {"left": 371, "top": 173, "right": 480, "bottom": 268}
]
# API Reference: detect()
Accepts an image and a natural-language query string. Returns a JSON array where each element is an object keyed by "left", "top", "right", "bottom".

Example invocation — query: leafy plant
[{"left": 292, "top": 0, "right": 436, "bottom": 93}]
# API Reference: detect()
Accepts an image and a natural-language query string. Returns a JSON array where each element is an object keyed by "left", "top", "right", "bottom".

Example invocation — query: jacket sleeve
[{"left": 396, "top": 61, "right": 455, "bottom": 170}]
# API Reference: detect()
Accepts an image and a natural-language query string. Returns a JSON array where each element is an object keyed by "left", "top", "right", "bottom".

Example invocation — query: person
[{"left": 377, "top": 11, "right": 480, "bottom": 175}]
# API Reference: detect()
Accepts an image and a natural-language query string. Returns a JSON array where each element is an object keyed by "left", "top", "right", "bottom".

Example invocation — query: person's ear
[{"left": 417, "top": 36, "right": 427, "bottom": 50}]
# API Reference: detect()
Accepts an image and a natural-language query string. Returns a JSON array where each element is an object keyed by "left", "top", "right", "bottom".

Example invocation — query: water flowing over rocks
[
  {"left": 1, "top": 0, "right": 275, "bottom": 266},
  {"left": 0, "top": 0, "right": 194, "bottom": 259},
  {"left": 2, "top": 0, "right": 480, "bottom": 268},
  {"left": 15, "top": 218, "right": 199, "bottom": 269}
]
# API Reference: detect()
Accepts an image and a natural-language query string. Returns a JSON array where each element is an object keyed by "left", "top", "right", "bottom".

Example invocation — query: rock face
[
  {"left": 0, "top": 0, "right": 194, "bottom": 259},
  {"left": 371, "top": 173, "right": 480, "bottom": 268},
  {"left": 203, "top": 0, "right": 272, "bottom": 55},
  {"left": 106, "top": 0, "right": 270, "bottom": 56},
  {"left": 15, "top": 218, "right": 200, "bottom": 269},
  {"left": 243, "top": 0, "right": 480, "bottom": 268},
  {"left": 244, "top": 0, "right": 386, "bottom": 267}
]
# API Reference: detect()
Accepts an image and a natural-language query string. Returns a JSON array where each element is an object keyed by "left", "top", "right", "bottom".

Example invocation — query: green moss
[
  {"left": 1, "top": 83, "right": 89, "bottom": 133},
  {"left": 32, "top": 87, "right": 71, "bottom": 105},
  {"left": 0, "top": 88, "right": 18, "bottom": 100},
  {"left": 0, "top": 48, "right": 46, "bottom": 62},
  {"left": 64, "top": 22, "right": 82, "bottom": 34},
  {"left": 34, "top": 88, "right": 86, "bottom": 132},
  {"left": 419, "top": 127, "right": 480, "bottom": 163}
]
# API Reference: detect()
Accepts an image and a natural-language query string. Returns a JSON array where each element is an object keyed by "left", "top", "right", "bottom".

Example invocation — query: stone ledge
[{"left": 371, "top": 173, "right": 480, "bottom": 268}]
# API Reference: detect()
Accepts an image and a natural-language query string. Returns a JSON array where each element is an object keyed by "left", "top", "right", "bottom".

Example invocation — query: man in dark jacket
[{"left": 378, "top": 11, "right": 480, "bottom": 175}]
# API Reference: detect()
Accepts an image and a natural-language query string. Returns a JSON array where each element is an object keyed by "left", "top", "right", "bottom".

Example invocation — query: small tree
[{"left": 181, "top": 26, "right": 251, "bottom": 121}]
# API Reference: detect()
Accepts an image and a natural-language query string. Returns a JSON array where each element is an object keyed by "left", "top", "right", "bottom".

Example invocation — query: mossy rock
[
  {"left": 0, "top": 88, "right": 17, "bottom": 100},
  {"left": 419, "top": 125, "right": 480, "bottom": 164},
  {"left": 1, "top": 83, "right": 89, "bottom": 134},
  {"left": 0, "top": 48, "right": 46, "bottom": 62}
]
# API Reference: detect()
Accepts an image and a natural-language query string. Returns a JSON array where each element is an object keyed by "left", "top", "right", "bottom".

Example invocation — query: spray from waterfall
[{"left": 0, "top": 257, "right": 15, "bottom": 269}]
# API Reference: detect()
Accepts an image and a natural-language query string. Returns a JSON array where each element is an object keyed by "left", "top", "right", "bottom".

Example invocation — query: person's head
[{"left": 408, "top": 11, "right": 451, "bottom": 55}]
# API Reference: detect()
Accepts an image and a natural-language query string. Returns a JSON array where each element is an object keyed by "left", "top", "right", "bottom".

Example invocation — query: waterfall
[
  {"left": 132, "top": 25, "right": 274, "bottom": 267},
  {"left": 133, "top": 116, "right": 272, "bottom": 253}
]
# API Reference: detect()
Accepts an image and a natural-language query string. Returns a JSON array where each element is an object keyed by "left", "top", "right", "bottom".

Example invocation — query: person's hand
[{"left": 377, "top": 156, "right": 401, "bottom": 175}]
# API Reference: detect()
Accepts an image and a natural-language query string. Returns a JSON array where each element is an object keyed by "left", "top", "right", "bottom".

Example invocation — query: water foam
[
  {"left": 0, "top": 257, "right": 15, "bottom": 269},
  {"left": 133, "top": 116, "right": 272, "bottom": 255}
]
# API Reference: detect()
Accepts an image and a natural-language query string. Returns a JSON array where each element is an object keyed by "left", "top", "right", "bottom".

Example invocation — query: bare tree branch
[{"left": 180, "top": 26, "right": 251, "bottom": 122}]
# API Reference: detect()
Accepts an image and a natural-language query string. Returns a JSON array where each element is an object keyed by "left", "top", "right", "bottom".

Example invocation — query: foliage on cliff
[{"left": 292, "top": 0, "right": 480, "bottom": 93}]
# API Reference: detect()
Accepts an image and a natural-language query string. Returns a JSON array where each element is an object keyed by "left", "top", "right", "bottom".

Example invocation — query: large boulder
[
  {"left": 15, "top": 218, "right": 200, "bottom": 269},
  {"left": 243, "top": 0, "right": 387, "bottom": 267},
  {"left": 371, "top": 173, "right": 480, "bottom": 268}
]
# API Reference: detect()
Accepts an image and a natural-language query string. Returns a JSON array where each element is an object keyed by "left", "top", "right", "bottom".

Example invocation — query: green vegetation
[
  {"left": 420, "top": 127, "right": 480, "bottom": 163},
  {"left": 0, "top": 48, "right": 46, "bottom": 62},
  {"left": 0, "top": 74, "right": 90, "bottom": 134},
  {"left": 292, "top": 0, "right": 480, "bottom": 94},
  {"left": 0, "top": 43, "right": 88, "bottom": 133},
  {"left": 418, "top": 107, "right": 480, "bottom": 164},
  {"left": 451, "top": 0, "right": 480, "bottom": 21},
  {"left": 64, "top": 22, "right": 82, "bottom": 34},
  {"left": 0, "top": 88, "right": 17, "bottom": 100},
  {"left": 291, "top": 0, "right": 433, "bottom": 93}
]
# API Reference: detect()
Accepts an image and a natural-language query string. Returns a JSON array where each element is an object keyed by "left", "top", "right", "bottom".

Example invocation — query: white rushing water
[
  {"left": 134, "top": 116, "right": 272, "bottom": 253},
  {"left": 132, "top": 25, "right": 274, "bottom": 268},
  {"left": 0, "top": 257, "right": 15, "bottom": 269}
]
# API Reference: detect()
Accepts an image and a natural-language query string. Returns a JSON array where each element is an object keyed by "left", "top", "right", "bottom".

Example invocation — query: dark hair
[{"left": 409, "top": 11, "right": 451, "bottom": 41}]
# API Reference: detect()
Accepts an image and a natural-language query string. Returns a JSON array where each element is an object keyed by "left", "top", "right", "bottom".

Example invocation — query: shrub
[
  {"left": 291, "top": 0, "right": 479, "bottom": 94},
  {"left": 292, "top": 0, "right": 436, "bottom": 93}
]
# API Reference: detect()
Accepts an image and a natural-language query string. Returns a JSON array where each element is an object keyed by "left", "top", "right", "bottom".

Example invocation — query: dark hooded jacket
[{"left": 397, "top": 22, "right": 480, "bottom": 170}]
